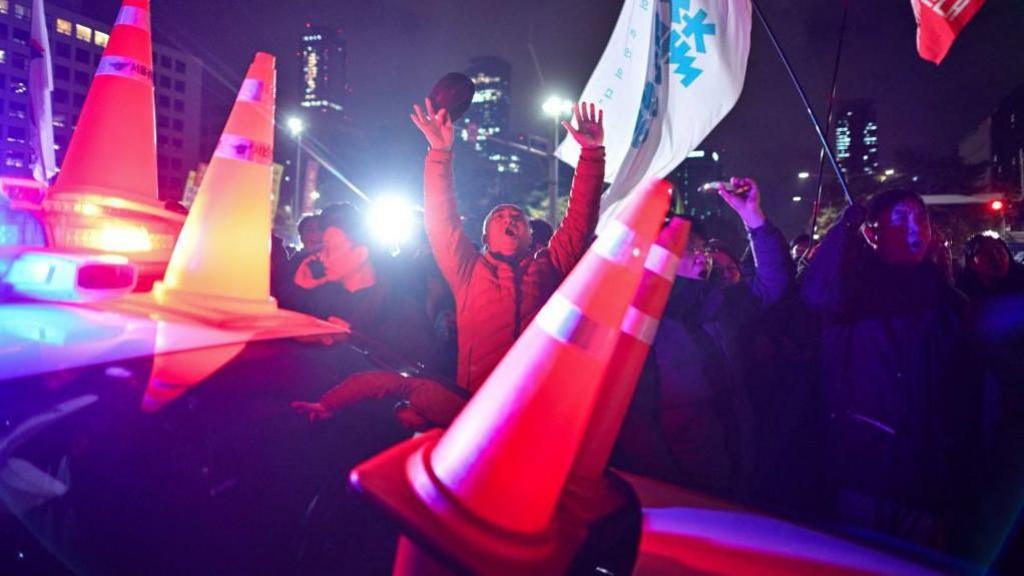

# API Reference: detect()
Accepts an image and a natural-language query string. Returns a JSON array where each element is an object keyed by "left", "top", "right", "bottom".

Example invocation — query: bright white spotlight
[
  {"left": 368, "top": 196, "right": 417, "bottom": 249},
  {"left": 797, "top": 171, "right": 810, "bottom": 179},
  {"left": 287, "top": 116, "right": 305, "bottom": 137},
  {"left": 543, "top": 96, "right": 573, "bottom": 118}
]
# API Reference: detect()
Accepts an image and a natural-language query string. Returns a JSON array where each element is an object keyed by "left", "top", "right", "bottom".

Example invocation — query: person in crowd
[
  {"left": 289, "top": 204, "right": 460, "bottom": 428},
  {"left": 707, "top": 238, "right": 741, "bottom": 286},
  {"left": 957, "top": 233, "right": 1024, "bottom": 299},
  {"left": 529, "top": 218, "right": 555, "bottom": 252},
  {"left": 637, "top": 178, "right": 794, "bottom": 497},
  {"left": 291, "top": 371, "right": 467, "bottom": 433},
  {"left": 954, "top": 232, "right": 1024, "bottom": 564},
  {"left": 269, "top": 233, "right": 290, "bottom": 299},
  {"left": 790, "top": 233, "right": 812, "bottom": 263},
  {"left": 409, "top": 98, "right": 605, "bottom": 394},
  {"left": 286, "top": 203, "right": 435, "bottom": 366},
  {"left": 274, "top": 213, "right": 324, "bottom": 304},
  {"left": 800, "top": 188, "right": 980, "bottom": 548},
  {"left": 297, "top": 213, "right": 324, "bottom": 254}
]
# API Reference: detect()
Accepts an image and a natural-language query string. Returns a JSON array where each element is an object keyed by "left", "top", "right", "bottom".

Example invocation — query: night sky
[{"left": 84, "top": 0, "right": 1024, "bottom": 235}]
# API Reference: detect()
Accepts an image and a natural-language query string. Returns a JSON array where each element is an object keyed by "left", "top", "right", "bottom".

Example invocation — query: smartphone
[
  {"left": 308, "top": 259, "right": 326, "bottom": 279},
  {"left": 700, "top": 181, "right": 748, "bottom": 197}
]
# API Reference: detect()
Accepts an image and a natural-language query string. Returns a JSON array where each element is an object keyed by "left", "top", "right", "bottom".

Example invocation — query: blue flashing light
[{"left": 1, "top": 251, "right": 137, "bottom": 302}]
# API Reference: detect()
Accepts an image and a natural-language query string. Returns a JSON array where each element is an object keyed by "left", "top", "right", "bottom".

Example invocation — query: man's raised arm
[
  {"left": 549, "top": 102, "right": 605, "bottom": 276},
  {"left": 411, "top": 98, "right": 479, "bottom": 289}
]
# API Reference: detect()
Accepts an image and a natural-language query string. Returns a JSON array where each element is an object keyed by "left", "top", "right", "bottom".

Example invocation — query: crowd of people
[{"left": 271, "top": 101, "right": 1024, "bottom": 565}]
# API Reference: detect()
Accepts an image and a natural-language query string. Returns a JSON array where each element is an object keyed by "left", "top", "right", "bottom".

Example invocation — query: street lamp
[
  {"left": 542, "top": 96, "right": 574, "bottom": 226},
  {"left": 287, "top": 116, "right": 305, "bottom": 217}
]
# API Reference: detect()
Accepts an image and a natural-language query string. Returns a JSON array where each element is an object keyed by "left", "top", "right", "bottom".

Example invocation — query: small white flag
[
  {"left": 558, "top": 0, "right": 752, "bottom": 225},
  {"left": 29, "top": 0, "right": 57, "bottom": 183}
]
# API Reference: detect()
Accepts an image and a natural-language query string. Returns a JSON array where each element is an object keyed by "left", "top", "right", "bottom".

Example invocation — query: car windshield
[{"left": 1, "top": 333, "right": 414, "bottom": 574}]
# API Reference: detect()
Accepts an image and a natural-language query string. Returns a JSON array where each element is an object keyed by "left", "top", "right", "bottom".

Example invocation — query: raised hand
[
  {"left": 717, "top": 177, "right": 766, "bottom": 229},
  {"left": 290, "top": 401, "right": 333, "bottom": 422},
  {"left": 410, "top": 98, "right": 455, "bottom": 152},
  {"left": 563, "top": 102, "right": 604, "bottom": 149},
  {"left": 293, "top": 252, "right": 330, "bottom": 289}
]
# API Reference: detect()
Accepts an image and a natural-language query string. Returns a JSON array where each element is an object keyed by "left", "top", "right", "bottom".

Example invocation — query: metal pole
[
  {"left": 549, "top": 119, "right": 559, "bottom": 226},
  {"left": 1018, "top": 147, "right": 1023, "bottom": 200},
  {"left": 809, "top": 0, "right": 850, "bottom": 239},
  {"left": 751, "top": 0, "right": 853, "bottom": 206},
  {"left": 294, "top": 134, "right": 303, "bottom": 217}
]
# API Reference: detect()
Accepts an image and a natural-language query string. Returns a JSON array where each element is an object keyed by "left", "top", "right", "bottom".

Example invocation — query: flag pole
[
  {"left": 809, "top": 0, "right": 851, "bottom": 238},
  {"left": 750, "top": 0, "right": 853, "bottom": 206}
]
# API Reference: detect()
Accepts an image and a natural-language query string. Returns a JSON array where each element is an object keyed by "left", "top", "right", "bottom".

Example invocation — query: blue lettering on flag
[
  {"left": 682, "top": 9, "right": 715, "bottom": 53},
  {"left": 669, "top": 37, "right": 702, "bottom": 87},
  {"left": 669, "top": 0, "right": 718, "bottom": 87}
]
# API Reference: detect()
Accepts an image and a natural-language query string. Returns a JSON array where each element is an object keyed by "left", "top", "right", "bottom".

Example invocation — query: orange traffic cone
[
  {"left": 49, "top": 0, "right": 158, "bottom": 204},
  {"left": 572, "top": 216, "right": 691, "bottom": 481},
  {"left": 423, "top": 180, "right": 671, "bottom": 537},
  {"left": 351, "top": 179, "right": 671, "bottom": 573},
  {"left": 153, "top": 53, "right": 277, "bottom": 315}
]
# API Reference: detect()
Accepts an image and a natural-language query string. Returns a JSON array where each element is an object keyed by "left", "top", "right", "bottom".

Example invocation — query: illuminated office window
[
  {"left": 0, "top": 1, "right": 11, "bottom": 15},
  {"left": 0, "top": 50, "right": 5, "bottom": 65},
  {"left": 13, "top": 3, "right": 28, "bottom": 20},
  {"left": 56, "top": 18, "right": 72, "bottom": 36},
  {"left": 94, "top": 31, "right": 109, "bottom": 48},
  {"left": 75, "top": 24, "right": 92, "bottom": 43}
]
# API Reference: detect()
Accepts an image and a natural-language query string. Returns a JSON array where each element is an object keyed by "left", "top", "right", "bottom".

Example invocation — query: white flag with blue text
[
  {"left": 557, "top": 0, "right": 751, "bottom": 224},
  {"left": 29, "top": 0, "right": 56, "bottom": 183}
]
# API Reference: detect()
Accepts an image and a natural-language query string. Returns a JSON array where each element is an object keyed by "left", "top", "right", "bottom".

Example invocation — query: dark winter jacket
[
  {"left": 651, "top": 221, "right": 794, "bottom": 494},
  {"left": 800, "top": 206, "right": 978, "bottom": 514}
]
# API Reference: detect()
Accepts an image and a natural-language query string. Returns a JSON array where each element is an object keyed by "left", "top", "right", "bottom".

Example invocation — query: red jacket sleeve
[
  {"left": 423, "top": 149, "right": 479, "bottom": 292},
  {"left": 320, "top": 372, "right": 465, "bottom": 426},
  {"left": 548, "top": 146, "right": 605, "bottom": 276}
]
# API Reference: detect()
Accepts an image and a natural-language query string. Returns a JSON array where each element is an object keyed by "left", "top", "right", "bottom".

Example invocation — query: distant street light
[
  {"left": 542, "top": 96, "right": 574, "bottom": 226},
  {"left": 797, "top": 171, "right": 810, "bottom": 180},
  {"left": 287, "top": 116, "right": 305, "bottom": 137},
  {"left": 792, "top": 196, "right": 803, "bottom": 202},
  {"left": 543, "top": 96, "right": 574, "bottom": 118},
  {"left": 885, "top": 168, "right": 895, "bottom": 176}
]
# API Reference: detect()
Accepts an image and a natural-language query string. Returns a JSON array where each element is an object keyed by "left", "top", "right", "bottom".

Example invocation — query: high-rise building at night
[
  {"left": 460, "top": 56, "right": 519, "bottom": 174},
  {"left": 959, "top": 84, "right": 1024, "bottom": 198},
  {"left": 300, "top": 24, "right": 346, "bottom": 119},
  {"left": 281, "top": 24, "right": 349, "bottom": 221},
  {"left": 0, "top": 0, "right": 203, "bottom": 200},
  {"left": 991, "top": 84, "right": 1024, "bottom": 197},
  {"left": 834, "top": 99, "right": 880, "bottom": 178}
]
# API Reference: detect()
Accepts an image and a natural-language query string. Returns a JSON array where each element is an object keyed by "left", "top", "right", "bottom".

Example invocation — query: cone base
[
  {"left": 151, "top": 281, "right": 278, "bottom": 318},
  {"left": 350, "top": 431, "right": 640, "bottom": 575}
]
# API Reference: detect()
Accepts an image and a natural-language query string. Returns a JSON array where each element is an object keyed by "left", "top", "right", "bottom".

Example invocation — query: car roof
[{"left": 0, "top": 295, "right": 344, "bottom": 381}]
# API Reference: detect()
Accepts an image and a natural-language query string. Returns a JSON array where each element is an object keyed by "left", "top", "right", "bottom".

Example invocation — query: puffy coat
[
  {"left": 423, "top": 147, "right": 604, "bottom": 393},
  {"left": 800, "top": 206, "right": 980, "bottom": 517}
]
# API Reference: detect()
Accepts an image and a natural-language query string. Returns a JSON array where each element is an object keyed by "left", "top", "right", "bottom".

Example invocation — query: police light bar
[{"left": 0, "top": 249, "right": 137, "bottom": 302}]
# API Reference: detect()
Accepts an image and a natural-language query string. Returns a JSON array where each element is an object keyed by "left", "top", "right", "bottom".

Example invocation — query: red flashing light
[{"left": 990, "top": 200, "right": 1005, "bottom": 211}]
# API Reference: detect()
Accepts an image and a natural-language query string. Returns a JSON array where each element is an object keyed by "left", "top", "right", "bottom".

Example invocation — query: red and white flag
[{"left": 911, "top": 0, "right": 986, "bottom": 64}]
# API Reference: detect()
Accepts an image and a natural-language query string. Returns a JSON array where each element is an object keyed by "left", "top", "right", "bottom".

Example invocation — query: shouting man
[{"left": 411, "top": 98, "right": 605, "bottom": 394}]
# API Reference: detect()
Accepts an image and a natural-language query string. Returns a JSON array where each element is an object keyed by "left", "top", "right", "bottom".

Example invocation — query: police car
[{"left": 0, "top": 241, "right": 421, "bottom": 574}]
